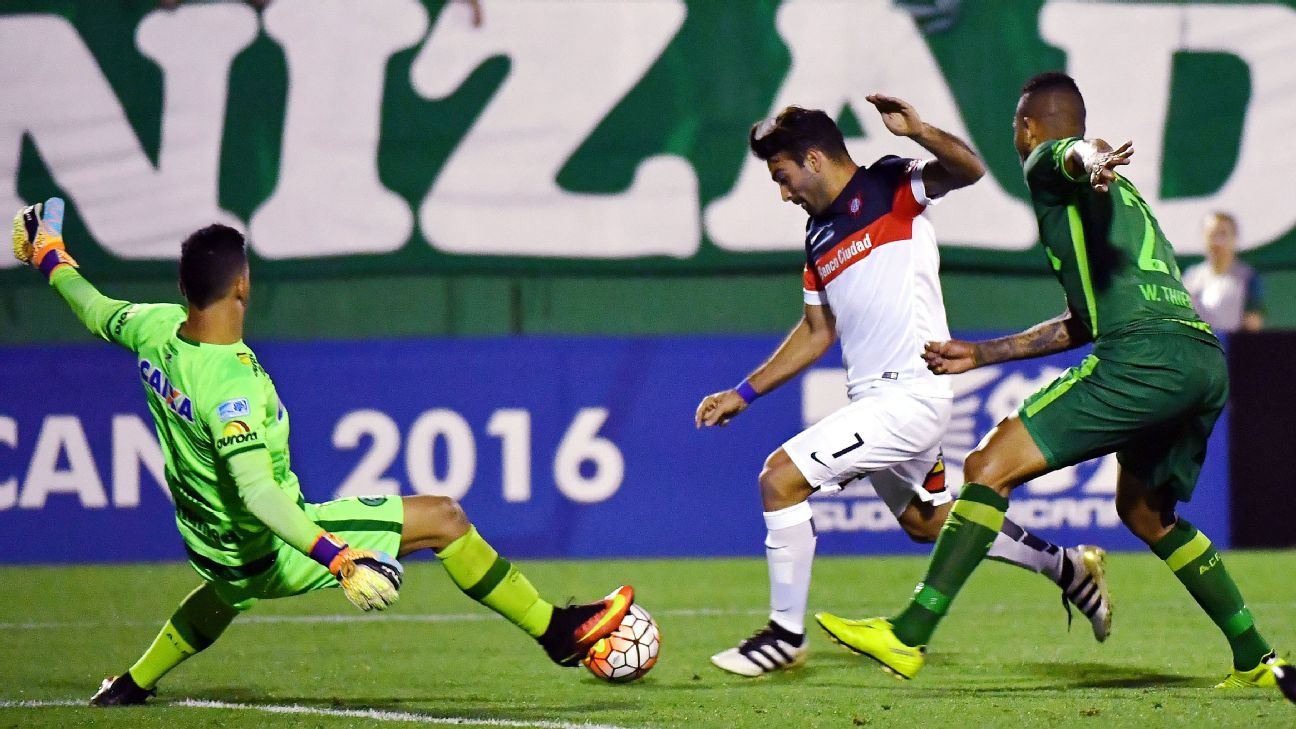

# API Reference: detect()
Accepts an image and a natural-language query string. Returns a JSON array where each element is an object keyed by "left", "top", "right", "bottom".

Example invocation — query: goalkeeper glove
[
  {"left": 12, "top": 197, "right": 77, "bottom": 280},
  {"left": 309, "top": 532, "right": 404, "bottom": 612}
]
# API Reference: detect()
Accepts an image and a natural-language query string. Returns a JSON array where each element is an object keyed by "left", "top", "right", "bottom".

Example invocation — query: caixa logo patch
[
  {"left": 138, "top": 358, "right": 194, "bottom": 423},
  {"left": 800, "top": 363, "right": 1120, "bottom": 534},
  {"left": 216, "top": 420, "right": 259, "bottom": 449}
]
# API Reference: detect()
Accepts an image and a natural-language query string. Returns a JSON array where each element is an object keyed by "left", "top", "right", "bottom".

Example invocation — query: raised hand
[
  {"left": 1088, "top": 140, "right": 1133, "bottom": 193},
  {"left": 866, "top": 94, "right": 924, "bottom": 137}
]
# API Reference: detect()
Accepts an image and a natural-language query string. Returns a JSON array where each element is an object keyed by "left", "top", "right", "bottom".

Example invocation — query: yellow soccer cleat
[
  {"left": 1215, "top": 651, "right": 1288, "bottom": 690},
  {"left": 815, "top": 614, "right": 924, "bottom": 680}
]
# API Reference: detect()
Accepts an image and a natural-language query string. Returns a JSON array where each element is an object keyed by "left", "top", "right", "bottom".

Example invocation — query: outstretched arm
[
  {"left": 923, "top": 308, "right": 1091, "bottom": 375},
  {"left": 1061, "top": 139, "right": 1134, "bottom": 192},
  {"left": 866, "top": 93, "right": 985, "bottom": 198},
  {"left": 50, "top": 268, "right": 134, "bottom": 344},
  {"left": 695, "top": 303, "right": 837, "bottom": 427},
  {"left": 14, "top": 198, "right": 141, "bottom": 345}
]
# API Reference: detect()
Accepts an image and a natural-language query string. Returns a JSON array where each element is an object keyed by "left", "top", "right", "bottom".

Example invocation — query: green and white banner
[{"left": 2, "top": 0, "right": 1292, "bottom": 279}]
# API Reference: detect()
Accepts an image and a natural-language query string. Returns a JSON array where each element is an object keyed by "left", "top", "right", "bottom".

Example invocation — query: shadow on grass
[{"left": 1015, "top": 661, "right": 1204, "bottom": 689}]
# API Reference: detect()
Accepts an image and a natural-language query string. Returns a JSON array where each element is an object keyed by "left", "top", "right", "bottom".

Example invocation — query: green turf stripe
[
  {"left": 315, "top": 519, "right": 402, "bottom": 534},
  {"left": 1222, "top": 607, "right": 1255, "bottom": 638},
  {"left": 464, "top": 557, "right": 512, "bottom": 601},
  {"left": 951, "top": 499, "right": 1005, "bottom": 532},
  {"left": 1165, "top": 531, "right": 1212, "bottom": 573},
  {"left": 912, "top": 583, "right": 951, "bottom": 616}
]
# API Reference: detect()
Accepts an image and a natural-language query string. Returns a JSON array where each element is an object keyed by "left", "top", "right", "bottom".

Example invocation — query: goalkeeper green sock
[
  {"left": 438, "top": 526, "right": 554, "bottom": 638},
  {"left": 892, "top": 483, "right": 1007, "bottom": 647},
  {"left": 128, "top": 583, "right": 239, "bottom": 689},
  {"left": 1151, "top": 519, "right": 1271, "bottom": 670}
]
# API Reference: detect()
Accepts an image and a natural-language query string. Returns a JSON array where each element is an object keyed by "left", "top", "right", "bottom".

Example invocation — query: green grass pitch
[{"left": 1, "top": 552, "right": 1293, "bottom": 728}]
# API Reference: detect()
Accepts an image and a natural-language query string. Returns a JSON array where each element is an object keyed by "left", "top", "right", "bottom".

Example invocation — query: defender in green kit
[
  {"left": 815, "top": 72, "right": 1295, "bottom": 698},
  {"left": 12, "top": 203, "right": 634, "bottom": 706}
]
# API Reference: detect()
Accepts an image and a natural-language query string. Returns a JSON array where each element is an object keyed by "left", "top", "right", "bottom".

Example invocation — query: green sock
[
  {"left": 128, "top": 583, "right": 239, "bottom": 690},
  {"left": 892, "top": 483, "right": 1007, "bottom": 647},
  {"left": 438, "top": 525, "right": 554, "bottom": 638},
  {"left": 1151, "top": 519, "right": 1271, "bottom": 670}
]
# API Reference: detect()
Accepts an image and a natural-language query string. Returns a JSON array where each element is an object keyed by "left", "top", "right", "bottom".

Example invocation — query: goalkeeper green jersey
[
  {"left": 1023, "top": 138, "right": 1217, "bottom": 345},
  {"left": 50, "top": 268, "right": 312, "bottom": 582}
]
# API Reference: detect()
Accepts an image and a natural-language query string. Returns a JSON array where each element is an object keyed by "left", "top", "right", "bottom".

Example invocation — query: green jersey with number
[
  {"left": 1023, "top": 138, "right": 1216, "bottom": 344},
  {"left": 101, "top": 299, "right": 300, "bottom": 578}
]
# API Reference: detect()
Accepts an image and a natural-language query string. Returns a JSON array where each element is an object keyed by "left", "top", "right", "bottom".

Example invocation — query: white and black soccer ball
[{"left": 582, "top": 604, "right": 660, "bottom": 683}]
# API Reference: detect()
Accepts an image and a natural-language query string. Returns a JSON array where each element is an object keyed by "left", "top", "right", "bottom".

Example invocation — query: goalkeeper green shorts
[
  {"left": 211, "top": 495, "right": 404, "bottom": 610},
  {"left": 1018, "top": 332, "right": 1227, "bottom": 503}
]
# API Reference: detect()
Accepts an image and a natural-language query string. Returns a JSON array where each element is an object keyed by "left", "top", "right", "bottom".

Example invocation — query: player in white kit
[{"left": 696, "top": 98, "right": 1113, "bottom": 677}]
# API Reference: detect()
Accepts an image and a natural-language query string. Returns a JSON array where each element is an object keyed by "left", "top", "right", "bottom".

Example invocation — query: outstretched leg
[
  {"left": 1115, "top": 468, "right": 1276, "bottom": 680},
  {"left": 898, "top": 498, "right": 1111, "bottom": 642},
  {"left": 400, "top": 494, "right": 631, "bottom": 666},
  {"left": 91, "top": 582, "right": 242, "bottom": 706},
  {"left": 816, "top": 416, "right": 1049, "bottom": 679}
]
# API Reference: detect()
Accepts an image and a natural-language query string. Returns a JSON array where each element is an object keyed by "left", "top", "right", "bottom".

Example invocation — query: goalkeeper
[{"left": 12, "top": 200, "right": 634, "bottom": 707}]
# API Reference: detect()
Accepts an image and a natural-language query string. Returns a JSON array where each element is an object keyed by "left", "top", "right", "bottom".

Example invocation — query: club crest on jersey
[
  {"left": 217, "top": 398, "right": 250, "bottom": 422},
  {"left": 216, "top": 420, "right": 259, "bottom": 448},
  {"left": 138, "top": 358, "right": 194, "bottom": 422},
  {"left": 848, "top": 193, "right": 863, "bottom": 218}
]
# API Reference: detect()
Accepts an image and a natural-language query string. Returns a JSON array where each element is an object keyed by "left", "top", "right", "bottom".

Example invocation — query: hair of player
[
  {"left": 749, "top": 106, "right": 850, "bottom": 165},
  {"left": 179, "top": 224, "right": 248, "bottom": 310},
  {"left": 1207, "top": 210, "right": 1239, "bottom": 235},
  {"left": 1020, "top": 71, "right": 1086, "bottom": 124}
]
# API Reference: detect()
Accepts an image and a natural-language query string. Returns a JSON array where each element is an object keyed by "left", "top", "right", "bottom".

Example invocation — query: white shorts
[{"left": 783, "top": 387, "right": 953, "bottom": 517}]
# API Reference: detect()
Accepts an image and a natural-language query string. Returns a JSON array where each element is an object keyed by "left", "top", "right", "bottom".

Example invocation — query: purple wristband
[
  {"left": 735, "top": 380, "right": 761, "bottom": 404},
  {"left": 309, "top": 532, "right": 347, "bottom": 571},
  {"left": 37, "top": 250, "right": 65, "bottom": 279}
]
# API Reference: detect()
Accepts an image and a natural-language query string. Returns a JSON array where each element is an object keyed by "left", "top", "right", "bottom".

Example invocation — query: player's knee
[
  {"left": 759, "top": 451, "right": 809, "bottom": 510},
  {"left": 1115, "top": 495, "right": 1173, "bottom": 545},
  {"left": 409, "top": 494, "right": 469, "bottom": 534},
  {"left": 961, "top": 448, "right": 1014, "bottom": 494},
  {"left": 903, "top": 517, "right": 942, "bottom": 543}
]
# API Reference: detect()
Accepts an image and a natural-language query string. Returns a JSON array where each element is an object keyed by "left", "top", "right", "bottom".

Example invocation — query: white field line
[
  {"left": 2, "top": 601, "right": 1295, "bottom": 631},
  {"left": 0, "top": 698, "right": 645, "bottom": 729}
]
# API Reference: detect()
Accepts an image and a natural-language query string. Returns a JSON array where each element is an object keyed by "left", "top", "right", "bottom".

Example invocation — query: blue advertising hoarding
[{"left": 0, "top": 335, "right": 1229, "bottom": 563}]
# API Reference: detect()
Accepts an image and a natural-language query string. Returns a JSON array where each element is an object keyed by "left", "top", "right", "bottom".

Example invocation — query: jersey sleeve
[
  {"left": 51, "top": 267, "right": 185, "bottom": 352},
  {"left": 205, "top": 369, "right": 322, "bottom": 556},
  {"left": 802, "top": 264, "right": 826, "bottom": 305},
  {"left": 871, "top": 155, "right": 930, "bottom": 218},
  {"left": 1022, "top": 137, "right": 1084, "bottom": 198}
]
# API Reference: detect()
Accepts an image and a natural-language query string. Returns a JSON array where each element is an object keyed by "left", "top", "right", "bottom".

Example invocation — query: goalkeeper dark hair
[
  {"left": 179, "top": 224, "right": 247, "bottom": 310},
  {"left": 749, "top": 106, "right": 850, "bottom": 166}
]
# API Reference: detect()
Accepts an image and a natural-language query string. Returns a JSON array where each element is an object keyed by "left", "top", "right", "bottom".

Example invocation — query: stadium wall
[
  {"left": 0, "top": 335, "right": 1229, "bottom": 564},
  {"left": 7, "top": 270, "right": 1296, "bottom": 345}
]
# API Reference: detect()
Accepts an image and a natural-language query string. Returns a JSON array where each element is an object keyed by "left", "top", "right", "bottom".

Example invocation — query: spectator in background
[{"left": 1182, "top": 212, "right": 1265, "bottom": 333}]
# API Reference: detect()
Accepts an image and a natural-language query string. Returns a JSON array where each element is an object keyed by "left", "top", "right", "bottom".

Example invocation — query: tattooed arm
[{"left": 922, "top": 308, "right": 1091, "bottom": 375}]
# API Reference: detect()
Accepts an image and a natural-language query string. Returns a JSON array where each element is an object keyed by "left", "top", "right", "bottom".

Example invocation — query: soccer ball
[{"left": 582, "top": 604, "right": 660, "bottom": 683}]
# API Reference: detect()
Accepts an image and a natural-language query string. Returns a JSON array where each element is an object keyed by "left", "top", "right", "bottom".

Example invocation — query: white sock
[
  {"left": 764, "top": 501, "right": 817, "bottom": 635},
  {"left": 987, "top": 517, "right": 1064, "bottom": 582}
]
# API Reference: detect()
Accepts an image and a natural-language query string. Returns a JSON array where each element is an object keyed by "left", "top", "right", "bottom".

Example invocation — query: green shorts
[
  {"left": 1018, "top": 332, "right": 1227, "bottom": 502},
  {"left": 209, "top": 495, "right": 404, "bottom": 610}
]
